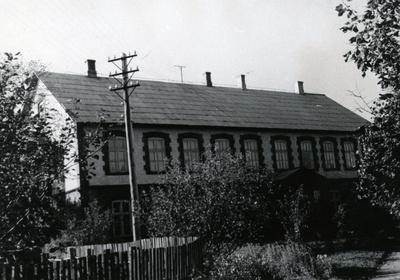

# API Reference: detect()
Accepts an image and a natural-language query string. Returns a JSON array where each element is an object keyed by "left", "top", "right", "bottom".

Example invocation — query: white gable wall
[{"left": 36, "top": 79, "right": 80, "bottom": 202}]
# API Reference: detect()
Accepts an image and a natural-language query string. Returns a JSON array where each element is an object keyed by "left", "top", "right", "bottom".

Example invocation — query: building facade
[{"left": 37, "top": 61, "right": 366, "bottom": 240}]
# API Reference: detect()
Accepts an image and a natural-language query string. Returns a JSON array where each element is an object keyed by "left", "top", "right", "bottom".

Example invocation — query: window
[
  {"left": 244, "top": 139, "right": 259, "bottom": 167},
  {"left": 275, "top": 140, "right": 289, "bottom": 169},
  {"left": 320, "top": 137, "right": 340, "bottom": 170},
  {"left": 215, "top": 139, "right": 230, "bottom": 158},
  {"left": 104, "top": 131, "right": 129, "bottom": 175},
  {"left": 240, "top": 135, "right": 264, "bottom": 168},
  {"left": 178, "top": 133, "right": 204, "bottom": 170},
  {"left": 271, "top": 136, "right": 293, "bottom": 170},
  {"left": 182, "top": 138, "right": 200, "bottom": 169},
  {"left": 112, "top": 200, "right": 132, "bottom": 237},
  {"left": 297, "top": 136, "right": 319, "bottom": 170},
  {"left": 323, "top": 142, "right": 336, "bottom": 169},
  {"left": 343, "top": 142, "right": 356, "bottom": 169},
  {"left": 210, "top": 134, "right": 235, "bottom": 159},
  {"left": 143, "top": 132, "right": 171, "bottom": 174},
  {"left": 329, "top": 190, "right": 341, "bottom": 209},
  {"left": 148, "top": 137, "right": 166, "bottom": 172},
  {"left": 341, "top": 138, "right": 357, "bottom": 170},
  {"left": 108, "top": 136, "right": 128, "bottom": 174},
  {"left": 300, "top": 141, "right": 314, "bottom": 169}
]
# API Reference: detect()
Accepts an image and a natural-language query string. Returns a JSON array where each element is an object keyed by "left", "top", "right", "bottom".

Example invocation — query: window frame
[
  {"left": 239, "top": 134, "right": 264, "bottom": 168},
  {"left": 112, "top": 200, "right": 132, "bottom": 238},
  {"left": 142, "top": 132, "right": 172, "bottom": 174},
  {"left": 210, "top": 133, "right": 235, "bottom": 158},
  {"left": 297, "top": 136, "right": 319, "bottom": 170},
  {"left": 177, "top": 133, "right": 204, "bottom": 170},
  {"left": 103, "top": 131, "right": 129, "bottom": 175},
  {"left": 329, "top": 190, "right": 341, "bottom": 210},
  {"left": 320, "top": 137, "right": 340, "bottom": 171},
  {"left": 271, "top": 135, "right": 294, "bottom": 171},
  {"left": 341, "top": 137, "right": 358, "bottom": 170}
]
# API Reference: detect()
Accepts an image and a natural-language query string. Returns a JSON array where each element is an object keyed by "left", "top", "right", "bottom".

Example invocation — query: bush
[
  {"left": 333, "top": 196, "right": 396, "bottom": 249},
  {"left": 210, "top": 246, "right": 276, "bottom": 279},
  {"left": 141, "top": 153, "right": 274, "bottom": 256},
  {"left": 45, "top": 200, "right": 113, "bottom": 253},
  {"left": 211, "top": 243, "right": 332, "bottom": 280},
  {"left": 276, "top": 185, "right": 310, "bottom": 243}
]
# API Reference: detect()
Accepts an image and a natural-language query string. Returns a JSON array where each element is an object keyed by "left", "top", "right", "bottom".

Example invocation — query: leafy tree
[
  {"left": 336, "top": 1, "right": 400, "bottom": 215},
  {"left": 142, "top": 152, "right": 274, "bottom": 257},
  {"left": 357, "top": 94, "right": 400, "bottom": 214},
  {"left": 336, "top": 0, "right": 400, "bottom": 91},
  {"left": 0, "top": 53, "right": 74, "bottom": 257},
  {"left": 336, "top": 0, "right": 400, "bottom": 216}
]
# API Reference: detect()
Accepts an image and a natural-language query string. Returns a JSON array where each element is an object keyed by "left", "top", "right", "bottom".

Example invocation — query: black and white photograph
[{"left": 0, "top": 1, "right": 399, "bottom": 279}]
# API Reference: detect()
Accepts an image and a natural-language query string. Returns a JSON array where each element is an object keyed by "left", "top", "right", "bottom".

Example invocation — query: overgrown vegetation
[
  {"left": 142, "top": 152, "right": 274, "bottom": 258},
  {"left": 46, "top": 200, "right": 113, "bottom": 253},
  {"left": 210, "top": 243, "right": 332, "bottom": 280},
  {"left": 333, "top": 196, "right": 396, "bottom": 249},
  {"left": 0, "top": 53, "right": 74, "bottom": 259},
  {"left": 277, "top": 185, "right": 310, "bottom": 243},
  {"left": 336, "top": 0, "right": 400, "bottom": 217}
]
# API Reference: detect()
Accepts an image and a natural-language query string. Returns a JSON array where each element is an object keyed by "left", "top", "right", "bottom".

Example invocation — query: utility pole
[
  {"left": 108, "top": 52, "right": 141, "bottom": 241},
  {"left": 174, "top": 65, "right": 186, "bottom": 83}
]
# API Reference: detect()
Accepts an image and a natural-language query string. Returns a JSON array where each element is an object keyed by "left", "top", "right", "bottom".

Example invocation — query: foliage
[
  {"left": 356, "top": 94, "right": 400, "bottom": 215},
  {"left": 141, "top": 152, "right": 274, "bottom": 256},
  {"left": 46, "top": 200, "right": 113, "bottom": 252},
  {"left": 336, "top": 1, "right": 400, "bottom": 216},
  {"left": 210, "top": 246, "right": 276, "bottom": 280},
  {"left": 336, "top": 0, "right": 400, "bottom": 91},
  {"left": 333, "top": 196, "right": 396, "bottom": 247},
  {"left": 276, "top": 185, "right": 310, "bottom": 243},
  {"left": 211, "top": 243, "right": 332, "bottom": 280},
  {"left": 0, "top": 52, "right": 75, "bottom": 256}
]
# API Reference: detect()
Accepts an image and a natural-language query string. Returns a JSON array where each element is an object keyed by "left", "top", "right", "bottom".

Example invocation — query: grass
[
  {"left": 201, "top": 241, "right": 391, "bottom": 279},
  {"left": 328, "top": 250, "right": 387, "bottom": 279}
]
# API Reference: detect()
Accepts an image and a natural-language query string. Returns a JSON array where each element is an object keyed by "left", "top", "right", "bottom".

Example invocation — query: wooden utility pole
[{"left": 108, "top": 52, "right": 141, "bottom": 241}]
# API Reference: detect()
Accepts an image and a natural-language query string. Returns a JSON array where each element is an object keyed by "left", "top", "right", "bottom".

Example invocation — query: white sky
[{"left": 1, "top": 0, "right": 382, "bottom": 119}]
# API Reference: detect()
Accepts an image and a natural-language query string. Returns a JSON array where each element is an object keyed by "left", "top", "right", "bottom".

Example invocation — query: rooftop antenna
[{"left": 174, "top": 65, "right": 186, "bottom": 83}]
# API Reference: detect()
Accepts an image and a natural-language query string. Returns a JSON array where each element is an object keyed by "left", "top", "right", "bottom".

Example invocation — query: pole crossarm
[
  {"left": 109, "top": 83, "right": 140, "bottom": 92},
  {"left": 109, "top": 67, "right": 139, "bottom": 77},
  {"left": 108, "top": 52, "right": 137, "bottom": 63}
]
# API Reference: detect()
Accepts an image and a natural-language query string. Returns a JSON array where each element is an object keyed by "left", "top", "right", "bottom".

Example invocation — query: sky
[{"left": 1, "top": 0, "right": 382, "bottom": 119}]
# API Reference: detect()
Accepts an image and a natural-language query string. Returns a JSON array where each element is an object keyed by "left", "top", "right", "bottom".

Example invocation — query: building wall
[
  {"left": 35, "top": 80, "right": 81, "bottom": 201},
  {"left": 81, "top": 124, "right": 359, "bottom": 241},
  {"left": 86, "top": 125, "right": 359, "bottom": 187}
]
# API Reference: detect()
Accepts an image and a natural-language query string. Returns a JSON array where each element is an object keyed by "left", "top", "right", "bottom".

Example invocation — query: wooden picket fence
[{"left": 0, "top": 237, "right": 203, "bottom": 280}]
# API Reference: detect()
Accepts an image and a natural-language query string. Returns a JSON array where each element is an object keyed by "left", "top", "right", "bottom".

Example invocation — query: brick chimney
[
  {"left": 241, "top": 74, "right": 247, "bottom": 90},
  {"left": 87, "top": 59, "right": 97, "bottom": 78},
  {"left": 295, "top": 81, "right": 305, "bottom": 94},
  {"left": 206, "top": 72, "right": 212, "bottom": 87}
]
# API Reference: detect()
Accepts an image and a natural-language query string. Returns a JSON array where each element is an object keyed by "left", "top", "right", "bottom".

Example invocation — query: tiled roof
[{"left": 39, "top": 72, "right": 367, "bottom": 132}]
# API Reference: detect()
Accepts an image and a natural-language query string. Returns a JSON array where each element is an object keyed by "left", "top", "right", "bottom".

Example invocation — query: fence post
[
  {"left": 131, "top": 247, "right": 138, "bottom": 280},
  {"left": 86, "top": 249, "right": 92, "bottom": 280},
  {"left": 103, "top": 250, "right": 110, "bottom": 280},
  {"left": 97, "top": 254, "right": 103, "bottom": 280},
  {"left": 55, "top": 260, "right": 61, "bottom": 280}
]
